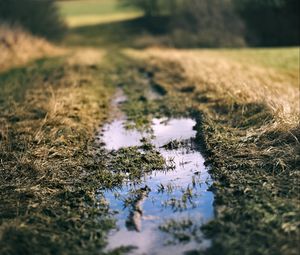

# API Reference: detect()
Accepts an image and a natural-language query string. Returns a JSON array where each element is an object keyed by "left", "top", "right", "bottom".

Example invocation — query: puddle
[{"left": 100, "top": 118, "right": 214, "bottom": 255}]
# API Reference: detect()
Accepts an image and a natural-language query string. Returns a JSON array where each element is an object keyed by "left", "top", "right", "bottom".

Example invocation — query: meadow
[
  {"left": 58, "top": 0, "right": 142, "bottom": 27},
  {"left": 0, "top": 1, "right": 299, "bottom": 254}
]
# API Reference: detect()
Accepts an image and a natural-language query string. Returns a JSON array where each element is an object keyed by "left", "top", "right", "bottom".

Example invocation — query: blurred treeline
[
  {"left": 0, "top": 0, "right": 298, "bottom": 47},
  {"left": 0, "top": 0, "right": 65, "bottom": 40},
  {"left": 122, "top": 0, "right": 300, "bottom": 47}
]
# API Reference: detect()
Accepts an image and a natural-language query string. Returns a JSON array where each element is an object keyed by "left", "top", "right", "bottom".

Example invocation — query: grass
[
  {"left": 127, "top": 48, "right": 299, "bottom": 120},
  {"left": 58, "top": 0, "right": 134, "bottom": 17},
  {"left": 0, "top": 45, "right": 190, "bottom": 255},
  {"left": 215, "top": 47, "right": 300, "bottom": 72},
  {"left": 107, "top": 145, "right": 171, "bottom": 180},
  {"left": 0, "top": 23, "right": 63, "bottom": 72},
  {"left": 58, "top": 0, "right": 142, "bottom": 27},
  {"left": 195, "top": 47, "right": 300, "bottom": 82},
  {"left": 0, "top": 51, "right": 119, "bottom": 255},
  {"left": 159, "top": 218, "right": 204, "bottom": 244},
  {"left": 65, "top": 13, "right": 143, "bottom": 27},
  {"left": 1, "top": 2, "right": 299, "bottom": 254},
  {"left": 120, "top": 49, "right": 300, "bottom": 255}
]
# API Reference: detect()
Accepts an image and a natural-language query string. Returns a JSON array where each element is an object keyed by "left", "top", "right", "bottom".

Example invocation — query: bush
[
  {"left": 121, "top": 0, "right": 160, "bottom": 17},
  {"left": 121, "top": 0, "right": 299, "bottom": 47},
  {"left": 235, "top": 0, "right": 300, "bottom": 46},
  {"left": 120, "top": 0, "right": 245, "bottom": 47},
  {"left": 0, "top": 0, "right": 66, "bottom": 40},
  {"left": 170, "top": 0, "right": 245, "bottom": 47}
]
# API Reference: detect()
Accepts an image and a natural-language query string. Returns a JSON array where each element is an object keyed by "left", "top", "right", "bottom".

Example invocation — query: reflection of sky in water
[
  {"left": 100, "top": 118, "right": 214, "bottom": 255},
  {"left": 101, "top": 119, "right": 145, "bottom": 150}
]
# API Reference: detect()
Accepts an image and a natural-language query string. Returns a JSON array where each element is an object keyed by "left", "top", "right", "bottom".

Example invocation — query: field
[
  {"left": 57, "top": 0, "right": 142, "bottom": 27},
  {"left": 0, "top": 1, "right": 299, "bottom": 255}
]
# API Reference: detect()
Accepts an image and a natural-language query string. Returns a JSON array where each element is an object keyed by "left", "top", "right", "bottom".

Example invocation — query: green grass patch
[
  {"left": 58, "top": 0, "right": 134, "bottom": 17},
  {"left": 214, "top": 47, "right": 300, "bottom": 72},
  {"left": 57, "top": 0, "right": 142, "bottom": 27}
]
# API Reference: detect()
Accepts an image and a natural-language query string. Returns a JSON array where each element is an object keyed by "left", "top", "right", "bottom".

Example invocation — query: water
[{"left": 100, "top": 117, "right": 214, "bottom": 255}]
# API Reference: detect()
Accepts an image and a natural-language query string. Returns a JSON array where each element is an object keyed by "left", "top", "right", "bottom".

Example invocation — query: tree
[
  {"left": 119, "top": 0, "right": 299, "bottom": 47},
  {"left": 170, "top": 0, "right": 245, "bottom": 47},
  {"left": 121, "top": 0, "right": 160, "bottom": 17},
  {"left": 0, "top": 0, "right": 66, "bottom": 40},
  {"left": 234, "top": 0, "right": 300, "bottom": 45}
]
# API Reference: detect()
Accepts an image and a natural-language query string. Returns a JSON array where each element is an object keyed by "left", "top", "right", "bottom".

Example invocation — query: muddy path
[{"left": 97, "top": 80, "right": 214, "bottom": 254}]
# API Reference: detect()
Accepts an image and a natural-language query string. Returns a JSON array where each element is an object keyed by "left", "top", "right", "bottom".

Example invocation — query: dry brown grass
[
  {"left": 126, "top": 48, "right": 299, "bottom": 126},
  {"left": 0, "top": 54, "right": 110, "bottom": 172},
  {"left": 0, "top": 23, "right": 64, "bottom": 72},
  {"left": 0, "top": 51, "right": 115, "bottom": 254},
  {"left": 67, "top": 48, "right": 106, "bottom": 66}
]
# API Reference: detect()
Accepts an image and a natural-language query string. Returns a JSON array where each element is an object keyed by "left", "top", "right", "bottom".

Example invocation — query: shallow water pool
[{"left": 100, "top": 117, "right": 214, "bottom": 255}]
